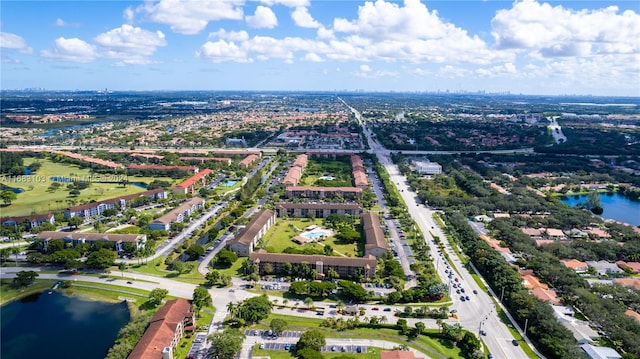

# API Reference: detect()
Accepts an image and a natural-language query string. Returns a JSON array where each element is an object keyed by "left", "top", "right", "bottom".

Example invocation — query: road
[
  {"left": 342, "top": 98, "right": 529, "bottom": 359},
  {"left": 119, "top": 201, "right": 227, "bottom": 264},
  {"left": 241, "top": 336, "right": 433, "bottom": 359}
]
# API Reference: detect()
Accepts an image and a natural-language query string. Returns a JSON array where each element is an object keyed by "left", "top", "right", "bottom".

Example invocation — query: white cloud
[
  {"left": 301, "top": 52, "right": 323, "bottom": 62},
  {"left": 123, "top": 7, "right": 135, "bottom": 24},
  {"left": 329, "top": 0, "right": 507, "bottom": 64},
  {"left": 0, "top": 32, "right": 32, "bottom": 54},
  {"left": 196, "top": 1, "right": 513, "bottom": 66},
  {"left": 475, "top": 62, "right": 517, "bottom": 77},
  {"left": 437, "top": 65, "right": 472, "bottom": 78},
  {"left": 209, "top": 29, "right": 249, "bottom": 42},
  {"left": 259, "top": 0, "right": 309, "bottom": 7},
  {"left": 197, "top": 40, "right": 251, "bottom": 62},
  {"left": 54, "top": 17, "right": 80, "bottom": 27},
  {"left": 139, "top": 0, "right": 244, "bottom": 35},
  {"left": 316, "top": 26, "right": 334, "bottom": 40},
  {"left": 246, "top": 6, "right": 278, "bottom": 29},
  {"left": 492, "top": 0, "right": 640, "bottom": 57},
  {"left": 292, "top": 6, "right": 320, "bottom": 28},
  {"left": 94, "top": 24, "right": 167, "bottom": 64},
  {"left": 41, "top": 37, "right": 96, "bottom": 63},
  {"left": 352, "top": 64, "right": 398, "bottom": 78}
]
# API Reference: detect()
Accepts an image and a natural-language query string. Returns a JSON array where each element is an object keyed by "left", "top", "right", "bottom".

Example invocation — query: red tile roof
[
  {"left": 128, "top": 299, "right": 193, "bottom": 359},
  {"left": 174, "top": 169, "right": 213, "bottom": 189},
  {"left": 380, "top": 350, "right": 421, "bottom": 359}
]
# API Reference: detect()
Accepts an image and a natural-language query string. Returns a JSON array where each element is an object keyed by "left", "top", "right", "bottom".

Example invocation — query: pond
[
  {"left": 1, "top": 290, "right": 130, "bottom": 359},
  {"left": 560, "top": 192, "right": 640, "bottom": 226}
]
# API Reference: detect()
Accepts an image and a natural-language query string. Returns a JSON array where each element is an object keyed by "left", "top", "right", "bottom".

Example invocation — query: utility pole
[
  {"left": 500, "top": 287, "right": 505, "bottom": 302},
  {"left": 524, "top": 318, "right": 529, "bottom": 337}
]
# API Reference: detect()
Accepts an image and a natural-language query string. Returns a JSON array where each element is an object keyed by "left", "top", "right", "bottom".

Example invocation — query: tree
[
  {"left": 170, "top": 222, "right": 186, "bottom": 232},
  {"left": 270, "top": 318, "right": 288, "bottom": 336},
  {"left": 238, "top": 295, "right": 272, "bottom": 323},
  {"left": 208, "top": 329, "right": 245, "bottom": 359},
  {"left": 13, "top": 270, "right": 38, "bottom": 287},
  {"left": 192, "top": 287, "right": 212, "bottom": 312},
  {"left": 304, "top": 297, "right": 314, "bottom": 310},
  {"left": 68, "top": 216, "right": 83, "bottom": 229},
  {"left": 215, "top": 249, "right": 238, "bottom": 268},
  {"left": 338, "top": 280, "right": 369, "bottom": 302},
  {"left": 296, "top": 330, "right": 326, "bottom": 352},
  {"left": 185, "top": 244, "right": 205, "bottom": 260},
  {"left": 85, "top": 248, "right": 117, "bottom": 269},
  {"left": 459, "top": 331, "right": 481, "bottom": 354},
  {"left": 148, "top": 288, "right": 168, "bottom": 307},
  {"left": 297, "top": 348, "right": 323, "bottom": 359},
  {"left": 206, "top": 270, "right": 221, "bottom": 286},
  {"left": 1, "top": 190, "right": 17, "bottom": 205}
]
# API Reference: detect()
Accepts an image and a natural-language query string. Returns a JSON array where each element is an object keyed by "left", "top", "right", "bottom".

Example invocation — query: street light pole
[
  {"left": 500, "top": 287, "right": 505, "bottom": 302},
  {"left": 524, "top": 318, "right": 529, "bottom": 337}
]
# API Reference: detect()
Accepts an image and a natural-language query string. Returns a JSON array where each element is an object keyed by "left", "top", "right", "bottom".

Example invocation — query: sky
[{"left": 1, "top": 0, "right": 639, "bottom": 96}]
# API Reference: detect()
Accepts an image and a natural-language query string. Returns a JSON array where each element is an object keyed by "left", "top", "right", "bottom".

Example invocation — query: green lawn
[
  {"left": 1, "top": 158, "right": 177, "bottom": 216},
  {"left": 216, "top": 258, "right": 245, "bottom": 277},
  {"left": 174, "top": 308, "right": 215, "bottom": 359},
  {"left": 129, "top": 256, "right": 205, "bottom": 284},
  {"left": 262, "top": 218, "right": 358, "bottom": 257},
  {"left": 253, "top": 345, "right": 382, "bottom": 359},
  {"left": 62, "top": 282, "right": 153, "bottom": 305},
  {"left": 248, "top": 314, "right": 464, "bottom": 359},
  {"left": 0, "top": 279, "right": 55, "bottom": 305},
  {"left": 299, "top": 159, "right": 354, "bottom": 187}
]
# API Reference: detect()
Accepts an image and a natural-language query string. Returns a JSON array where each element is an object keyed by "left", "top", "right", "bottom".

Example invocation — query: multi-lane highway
[{"left": 342, "top": 98, "right": 529, "bottom": 358}]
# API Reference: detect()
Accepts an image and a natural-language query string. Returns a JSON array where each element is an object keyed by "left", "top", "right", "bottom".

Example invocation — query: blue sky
[{"left": 1, "top": 0, "right": 639, "bottom": 96}]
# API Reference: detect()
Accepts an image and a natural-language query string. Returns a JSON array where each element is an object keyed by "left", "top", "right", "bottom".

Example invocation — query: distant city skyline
[{"left": 1, "top": 0, "right": 639, "bottom": 96}]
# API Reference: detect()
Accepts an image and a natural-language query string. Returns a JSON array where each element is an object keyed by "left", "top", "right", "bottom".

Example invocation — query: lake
[
  {"left": 1, "top": 291, "right": 130, "bottom": 359},
  {"left": 560, "top": 192, "right": 640, "bottom": 226}
]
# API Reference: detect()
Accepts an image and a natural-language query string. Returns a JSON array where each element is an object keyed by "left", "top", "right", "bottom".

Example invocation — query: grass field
[
  {"left": 1, "top": 158, "right": 177, "bottom": 217},
  {"left": 252, "top": 345, "right": 382, "bottom": 359},
  {"left": 0, "top": 279, "right": 56, "bottom": 305},
  {"left": 174, "top": 308, "right": 214, "bottom": 359},
  {"left": 262, "top": 218, "right": 358, "bottom": 257},
  {"left": 129, "top": 256, "right": 205, "bottom": 284},
  {"left": 299, "top": 159, "right": 353, "bottom": 187},
  {"left": 250, "top": 314, "right": 464, "bottom": 359}
]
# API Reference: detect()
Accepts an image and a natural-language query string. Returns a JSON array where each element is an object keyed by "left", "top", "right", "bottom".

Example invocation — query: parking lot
[
  {"left": 256, "top": 341, "right": 368, "bottom": 354},
  {"left": 187, "top": 332, "right": 208, "bottom": 359},
  {"left": 245, "top": 330, "right": 302, "bottom": 338}
]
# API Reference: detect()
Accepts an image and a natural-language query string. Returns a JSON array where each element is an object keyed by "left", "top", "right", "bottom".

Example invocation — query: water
[
  {"left": 1, "top": 291, "right": 130, "bottom": 359},
  {"left": 304, "top": 230, "right": 331, "bottom": 239},
  {"left": 0, "top": 185, "right": 24, "bottom": 194},
  {"left": 222, "top": 180, "right": 238, "bottom": 187},
  {"left": 129, "top": 181, "right": 148, "bottom": 189},
  {"left": 560, "top": 192, "right": 640, "bottom": 226}
]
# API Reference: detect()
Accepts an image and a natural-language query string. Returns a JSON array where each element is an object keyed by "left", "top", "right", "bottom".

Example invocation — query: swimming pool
[
  {"left": 222, "top": 180, "right": 238, "bottom": 187},
  {"left": 304, "top": 231, "right": 327, "bottom": 239}
]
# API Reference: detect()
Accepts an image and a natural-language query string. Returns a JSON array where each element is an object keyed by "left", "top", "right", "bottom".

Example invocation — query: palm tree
[
  {"left": 304, "top": 297, "right": 314, "bottom": 310},
  {"left": 0, "top": 248, "right": 10, "bottom": 265},
  {"left": 283, "top": 299, "right": 289, "bottom": 307},
  {"left": 10, "top": 246, "right": 21, "bottom": 266},
  {"left": 379, "top": 315, "right": 388, "bottom": 324},
  {"left": 336, "top": 300, "right": 345, "bottom": 313},
  {"left": 226, "top": 302, "right": 239, "bottom": 318}
]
